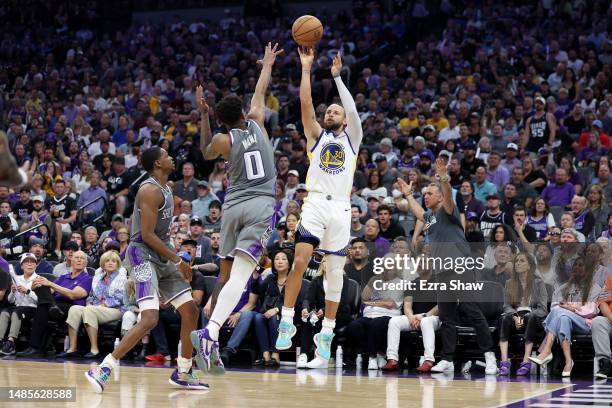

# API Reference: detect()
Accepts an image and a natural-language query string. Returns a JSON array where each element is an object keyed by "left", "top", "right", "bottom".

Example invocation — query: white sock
[
  {"left": 207, "top": 252, "right": 256, "bottom": 341},
  {"left": 101, "top": 354, "right": 119, "bottom": 371},
  {"left": 177, "top": 356, "right": 192, "bottom": 373},
  {"left": 321, "top": 317, "right": 335, "bottom": 335},
  {"left": 281, "top": 306, "right": 295, "bottom": 323}
]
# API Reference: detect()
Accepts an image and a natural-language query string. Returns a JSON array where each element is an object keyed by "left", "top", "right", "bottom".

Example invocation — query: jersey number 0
[{"left": 244, "top": 151, "right": 265, "bottom": 180}]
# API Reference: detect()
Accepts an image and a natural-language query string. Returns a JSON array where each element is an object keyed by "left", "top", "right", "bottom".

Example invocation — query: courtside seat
[{"left": 335, "top": 278, "right": 361, "bottom": 345}]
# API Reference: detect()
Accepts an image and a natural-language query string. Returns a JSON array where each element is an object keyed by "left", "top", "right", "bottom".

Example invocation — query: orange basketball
[{"left": 292, "top": 15, "right": 323, "bottom": 47}]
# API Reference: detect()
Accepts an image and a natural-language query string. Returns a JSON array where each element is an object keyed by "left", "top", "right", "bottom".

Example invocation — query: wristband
[{"left": 439, "top": 175, "right": 449, "bottom": 183}]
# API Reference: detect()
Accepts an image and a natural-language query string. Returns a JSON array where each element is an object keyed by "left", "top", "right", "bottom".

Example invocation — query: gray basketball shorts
[
  {"left": 219, "top": 196, "right": 274, "bottom": 262},
  {"left": 125, "top": 242, "right": 191, "bottom": 304}
]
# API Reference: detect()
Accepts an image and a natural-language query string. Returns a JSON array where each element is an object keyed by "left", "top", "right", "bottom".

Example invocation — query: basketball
[{"left": 292, "top": 15, "right": 323, "bottom": 47}]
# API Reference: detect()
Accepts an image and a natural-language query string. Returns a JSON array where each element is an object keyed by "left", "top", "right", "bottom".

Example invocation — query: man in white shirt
[
  {"left": 88, "top": 130, "right": 117, "bottom": 159},
  {"left": 438, "top": 112, "right": 460, "bottom": 143}
]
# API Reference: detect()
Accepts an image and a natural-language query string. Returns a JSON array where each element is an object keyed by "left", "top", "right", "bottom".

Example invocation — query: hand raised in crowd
[
  {"left": 396, "top": 177, "right": 413, "bottom": 197},
  {"left": 435, "top": 157, "right": 448, "bottom": 178}
]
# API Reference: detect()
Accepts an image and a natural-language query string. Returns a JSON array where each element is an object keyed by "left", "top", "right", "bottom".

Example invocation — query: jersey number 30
[{"left": 244, "top": 151, "right": 265, "bottom": 180}]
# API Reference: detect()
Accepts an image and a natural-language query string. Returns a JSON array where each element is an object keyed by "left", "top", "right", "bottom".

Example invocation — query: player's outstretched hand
[
  {"left": 178, "top": 260, "right": 192, "bottom": 282},
  {"left": 195, "top": 85, "right": 209, "bottom": 115},
  {"left": 396, "top": 177, "right": 413, "bottom": 197},
  {"left": 331, "top": 51, "right": 342, "bottom": 78},
  {"left": 297, "top": 47, "right": 315, "bottom": 69},
  {"left": 257, "top": 42, "right": 284, "bottom": 66},
  {"left": 435, "top": 157, "right": 448, "bottom": 178}
]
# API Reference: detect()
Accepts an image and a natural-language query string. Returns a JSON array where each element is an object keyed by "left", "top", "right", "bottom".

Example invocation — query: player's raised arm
[
  {"left": 298, "top": 47, "right": 323, "bottom": 147},
  {"left": 139, "top": 184, "right": 183, "bottom": 265},
  {"left": 197, "top": 85, "right": 230, "bottom": 160},
  {"left": 331, "top": 52, "right": 362, "bottom": 147},
  {"left": 247, "top": 42, "right": 283, "bottom": 132}
]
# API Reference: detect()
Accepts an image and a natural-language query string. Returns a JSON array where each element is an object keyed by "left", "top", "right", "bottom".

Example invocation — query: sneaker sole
[
  {"left": 275, "top": 325, "right": 297, "bottom": 351},
  {"left": 595, "top": 373, "right": 609, "bottom": 379},
  {"left": 168, "top": 378, "right": 210, "bottom": 390},
  {"left": 190, "top": 331, "right": 210, "bottom": 375},
  {"left": 313, "top": 334, "right": 333, "bottom": 361},
  {"left": 84, "top": 371, "right": 104, "bottom": 394}
]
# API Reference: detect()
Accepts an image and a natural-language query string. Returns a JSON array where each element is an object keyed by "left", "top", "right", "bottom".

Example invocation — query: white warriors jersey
[{"left": 306, "top": 129, "right": 357, "bottom": 200}]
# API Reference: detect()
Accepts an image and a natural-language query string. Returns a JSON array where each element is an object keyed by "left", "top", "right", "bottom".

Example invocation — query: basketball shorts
[
  {"left": 125, "top": 242, "right": 191, "bottom": 305},
  {"left": 219, "top": 196, "right": 274, "bottom": 263},
  {"left": 296, "top": 195, "right": 351, "bottom": 256}
]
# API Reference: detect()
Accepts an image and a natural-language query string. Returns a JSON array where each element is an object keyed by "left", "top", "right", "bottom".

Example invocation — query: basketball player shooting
[
  {"left": 86, "top": 147, "right": 207, "bottom": 392},
  {"left": 275, "top": 48, "right": 363, "bottom": 368},
  {"left": 191, "top": 43, "right": 282, "bottom": 376}
]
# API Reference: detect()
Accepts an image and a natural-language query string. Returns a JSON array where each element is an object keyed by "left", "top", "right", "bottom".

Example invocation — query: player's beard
[{"left": 324, "top": 120, "right": 344, "bottom": 133}]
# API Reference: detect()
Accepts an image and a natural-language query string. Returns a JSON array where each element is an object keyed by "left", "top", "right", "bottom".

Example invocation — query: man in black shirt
[
  {"left": 0, "top": 215, "right": 16, "bottom": 259},
  {"left": 377, "top": 204, "right": 405, "bottom": 240},
  {"left": 12, "top": 187, "right": 33, "bottom": 223},
  {"left": 92, "top": 140, "right": 115, "bottom": 173},
  {"left": 449, "top": 157, "right": 470, "bottom": 189},
  {"left": 460, "top": 141, "right": 485, "bottom": 175},
  {"left": 512, "top": 206, "right": 537, "bottom": 244},
  {"left": 344, "top": 238, "right": 374, "bottom": 289},
  {"left": 45, "top": 179, "right": 77, "bottom": 259},
  {"left": 104, "top": 157, "right": 131, "bottom": 216}
]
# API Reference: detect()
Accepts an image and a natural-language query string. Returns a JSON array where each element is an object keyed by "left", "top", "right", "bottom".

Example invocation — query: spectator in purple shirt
[
  {"left": 486, "top": 152, "right": 510, "bottom": 190},
  {"left": 541, "top": 168, "right": 577, "bottom": 207},
  {"left": 16, "top": 250, "right": 92, "bottom": 358},
  {"left": 77, "top": 171, "right": 107, "bottom": 223}
]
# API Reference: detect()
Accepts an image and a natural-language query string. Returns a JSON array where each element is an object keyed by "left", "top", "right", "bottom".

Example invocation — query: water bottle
[
  {"left": 296, "top": 346, "right": 301, "bottom": 366},
  {"left": 530, "top": 352, "right": 537, "bottom": 375},
  {"left": 356, "top": 353, "right": 363, "bottom": 370},
  {"left": 335, "top": 346, "right": 343, "bottom": 368},
  {"left": 177, "top": 340, "right": 182, "bottom": 359},
  {"left": 461, "top": 360, "right": 472, "bottom": 373},
  {"left": 114, "top": 337, "right": 120, "bottom": 350},
  {"left": 63, "top": 335, "right": 70, "bottom": 352}
]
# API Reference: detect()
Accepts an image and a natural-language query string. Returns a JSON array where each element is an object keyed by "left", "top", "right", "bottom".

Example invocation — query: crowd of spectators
[{"left": 0, "top": 0, "right": 611, "bottom": 376}]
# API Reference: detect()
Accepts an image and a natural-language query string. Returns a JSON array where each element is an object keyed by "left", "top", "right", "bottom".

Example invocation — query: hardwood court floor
[{"left": 0, "top": 360, "right": 572, "bottom": 408}]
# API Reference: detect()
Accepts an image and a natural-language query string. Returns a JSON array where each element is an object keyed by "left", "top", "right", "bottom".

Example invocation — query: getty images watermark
[{"left": 371, "top": 253, "right": 487, "bottom": 292}]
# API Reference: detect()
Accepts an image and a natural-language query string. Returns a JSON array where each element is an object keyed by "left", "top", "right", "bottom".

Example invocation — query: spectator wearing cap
[
  {"left": 542, "top": 168, "right": 576, "bottom": 208},
  {"left": 58, "top": 250, "right": 127, "bottom": 359},
  {"left": 175, "top": 162, "right": 200, "bottom": 202},
  {"left": 188, "top": 216, "right": 213, "bottom": 261},
  {"left": 203, "top": 201, "right": 223, "bottom": 232},
  {"left": 76, "top": 171, "right": 107, "bottom": 223},
  {"left": 0, "top": 253, "right": 40, "bottom": 355},
  {"left": 12, "top": 187, "right": 33, "bottom": 223},
  {"left": 417, "top": 151, "right": 434, "bottom": 177},
  {"left": 372, "top": 138, "right": 399, "bottom": 167},
  {"left": 289, "top": 144, "right": 308, "bottom": 182},
  {"left": 191, "top": 180, "right": 220, "bottom": 219},
  {"left": 375, "top": 154, "right": 401, "bottom": 192},
  {"left": 427, "top": 104, "right": 449, "bottom": 132},
  {"left": 500, "top": 143, "right": 522, "bottom": 174},
  {"left": 285, "top": 170, "right": 300, "bottom": 198},
  {"left": 486, "top": 152, "right": 510, "bottom": 190},
  {"left": 474, "top": 167, "right": 498, "bottom": 203},
  {"left": 52, "top": 240, "right": 79, "bottom": 277},
  {"left": 14, "top": 239, "right": 53, "bottom": 276},
  {"left": 293, "top": 184, "right": 308, "bottom": 206},
  {"left": 579, "top": 118, "right": 611, "bottom": 149},
  {"left": 102, "top": 156, "right": 130, "bottom": 216},
  {"left": 580, "top": 87, "right": 598, "bottom": 112},
  {"left": 461, "top": 140, "right": 485, "bottom": 176},
  {"left": 465, "top": 212, "right": 485, "bottom": 243},
  {"left": 17, "top": 250, "right": 92, "bottom": 358}
]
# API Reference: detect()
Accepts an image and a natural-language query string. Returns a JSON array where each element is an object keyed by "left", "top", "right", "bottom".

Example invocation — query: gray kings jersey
[
  {"left": 131, "top": 177, "right": 174, "bottom": 244},
  {"left": 224, "top": 120, "right": 276, "bottom": 209}
]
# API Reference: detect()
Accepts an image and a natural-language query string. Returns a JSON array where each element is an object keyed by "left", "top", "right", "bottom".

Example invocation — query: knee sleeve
[{"left": 323, "top": 255, "right": 345, "bottom": 303}]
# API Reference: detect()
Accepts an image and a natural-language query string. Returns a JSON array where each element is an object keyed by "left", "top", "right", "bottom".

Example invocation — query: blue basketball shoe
[{"left": 275, "top": 320, "right": 297, "bottom": 350}]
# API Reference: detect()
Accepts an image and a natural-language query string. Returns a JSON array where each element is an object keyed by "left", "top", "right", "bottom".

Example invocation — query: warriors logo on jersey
[{"left": 319, "top": 142, "right": 346, "bottom": 175}]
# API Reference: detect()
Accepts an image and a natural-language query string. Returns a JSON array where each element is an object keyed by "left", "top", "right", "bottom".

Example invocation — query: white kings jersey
[{"left": 306, "top": 129, "right": 357, "bottom": 200}]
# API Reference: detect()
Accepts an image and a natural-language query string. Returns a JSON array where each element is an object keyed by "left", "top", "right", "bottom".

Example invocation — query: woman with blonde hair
[
  {"left": 58, "top": 251, "right": 127, "bottom": 359},
  {"left": 588, "top": 185, "right": 610, "bottom": 238}
]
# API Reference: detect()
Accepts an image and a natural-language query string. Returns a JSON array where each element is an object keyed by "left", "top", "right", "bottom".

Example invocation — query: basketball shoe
[
  {"left": 275, "top": 320, "right": 297, "bottom": 350},
  {"left": 191, "top": 328, "right": 225, "bottom": 375},
  {"left": 168, "top": 368, "right": 209, "bottom": 390}
]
